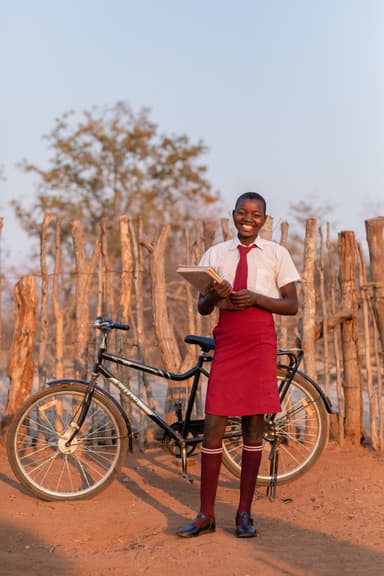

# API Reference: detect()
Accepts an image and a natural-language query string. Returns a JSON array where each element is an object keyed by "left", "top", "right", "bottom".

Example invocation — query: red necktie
[{"left": 233, "top": 245, "right": 254, "bottom": 290}]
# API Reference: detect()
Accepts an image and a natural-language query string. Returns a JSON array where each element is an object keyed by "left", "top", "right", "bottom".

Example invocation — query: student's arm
[
  {"left": 229, "top": 282, "right": 298, "bottom": 315},
  {"left": 198, "top": 280, "right": 233, "bottom": 316}
]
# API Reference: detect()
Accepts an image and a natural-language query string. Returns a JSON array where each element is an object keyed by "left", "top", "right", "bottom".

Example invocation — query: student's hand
[
  {"left": 199, "top": 279, "right": 233, "bottom": 316},
  {"left": 229, "top": 282, "right": 299, "bottom": 315},
  {"left": 229, "top": 289, "right": 255, "bottom": 309},
  {"left": 206, "top": 279, "right": 232, "bottom": 300}
]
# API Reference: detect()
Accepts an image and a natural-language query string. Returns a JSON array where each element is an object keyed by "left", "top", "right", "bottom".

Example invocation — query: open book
[{"left": 176, "top": 265, "right": 223, "bottom": 293}]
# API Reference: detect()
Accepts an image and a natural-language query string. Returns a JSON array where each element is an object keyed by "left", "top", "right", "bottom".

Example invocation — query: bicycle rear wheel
[
  {"left": 7, "top": 382, "right": 128, "bottom": 501},
  {"left": 222, "top": 368, "right": 329, "bottom": 485}
]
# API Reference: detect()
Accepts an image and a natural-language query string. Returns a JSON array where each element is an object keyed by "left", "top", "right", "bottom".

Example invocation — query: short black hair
[{"left": 234, "top": 192, "right": 266, "bottom": 213}]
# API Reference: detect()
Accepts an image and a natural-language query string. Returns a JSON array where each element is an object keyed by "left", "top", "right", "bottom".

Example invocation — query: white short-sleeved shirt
[{"left": 199, "top": 236, "right": 300, "bottom": 299}]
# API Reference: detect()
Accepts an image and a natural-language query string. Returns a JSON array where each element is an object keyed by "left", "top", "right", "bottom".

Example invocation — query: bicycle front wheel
[
  {"left": 222, "top": 368, "right": 329, "bottom": 485},
  {"left": 7, "top": 382, "right": 128, "bottom": 501}
]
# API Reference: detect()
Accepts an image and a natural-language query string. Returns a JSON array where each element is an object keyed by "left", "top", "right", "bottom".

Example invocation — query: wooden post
[
  {"left": 130, "top": 218, "right": 157, "bottom": 443},
  {"left": 99, "top": 218, "right": 116, "bottom": 372},
  {"left": 100, "top": 217, "right": 115, "bottom": 320},
  {"left": 365, "top": 217, "right": 384, "bottom": 353},
  {"left": 38, "top": 212, "right": 53, "bottom": 388},
  {"left": 275, "top": 221, "right": 290, "bottom": 348},
  {"left": 301, "top": 218, "right": 317, "bottom": 379},
  {"left": 338, "top": 231, "right": 363, "bottom": 445},
  {"left": 116, "top": 216, "right": 134, "bottom": 420},
  {"left": 356, "top": 242, "right": 378, "bottom": 449},
  {"left": 0, "top": 216, "right": 3, "bottom": 347},
  {"left": 326, "top": 224, "right": 344, "bottom": 445},
  {"left": 2, "top": 275, "right": 37, "bottom": 436},
  {"left": 317, "top": 226, "right": 330, "bottom": 395},
  {"left": 72, "top": 221, "right": 100, "bottom": 379},
  {"left": 372, "top": 320, "right": 383, "bottom": 449},
  {"left": 53, "top": 218, "right": 64, "bottom": 379},
  {"left": 182, "top": 227, "right": 203, "bottom": 414},
  {"left": 119, "top": 216, "right": 134, "bottom": 324},
  {"left": 133, "top": 216, "right": 157, "bottom": 412},
  {"left": 150, "top": 224, "right": 181, "bottom": 373},
  {"left": 279, "top": 221, "right": 289, "bottom": 247},
  {"left": 221, "top": 218, "right": 231, "bottom": 241},
  {"left": 177, "top": 227, "right": 197, "bottom": 371},
  {"left": 260, "top": 215, "right": 273, "bottom": 240},
  {"left": 150, "top": 224, "right": 183, "bottom": 419}
]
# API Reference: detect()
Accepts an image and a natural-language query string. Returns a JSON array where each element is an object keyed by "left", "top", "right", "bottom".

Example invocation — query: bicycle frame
[
  {"left": 98, "top": 349, "right": 212, "bottom": 444},
  {"left": 58, "top": 328, "right": 215, "bottom": 477}
]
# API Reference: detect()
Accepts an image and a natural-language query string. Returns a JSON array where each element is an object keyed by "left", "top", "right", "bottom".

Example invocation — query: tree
[
  {"left": 288, "top": 196, "right": 335, "bottom": 237},
  {"left": 12, "top": 102, "right": 223, "bottom": 251}
]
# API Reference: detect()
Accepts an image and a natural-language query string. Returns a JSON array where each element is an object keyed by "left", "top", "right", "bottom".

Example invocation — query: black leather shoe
[
  {"left": 177, "top": 512, "right": 216, "bottom": 538},
  {"left": 235, "top": 511, "right": 257, "bottom": 538}
]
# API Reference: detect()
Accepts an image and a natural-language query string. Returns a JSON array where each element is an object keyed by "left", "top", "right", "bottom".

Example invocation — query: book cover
[{"left": 176, "top": 265, "right": 223, "bottom": 293}]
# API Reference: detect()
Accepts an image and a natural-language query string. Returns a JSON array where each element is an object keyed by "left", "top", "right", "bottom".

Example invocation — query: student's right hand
[{"left": 207, "top": 279, "right": 232, "bottom": 300}]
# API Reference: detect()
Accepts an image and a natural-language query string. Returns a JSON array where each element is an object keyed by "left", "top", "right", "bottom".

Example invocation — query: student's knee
[
  {"left": 204, "top": 414, "right": 227, "bottom": 447},
  {"left": 242, "top": 415, "right": 265, "bottom": 443}
]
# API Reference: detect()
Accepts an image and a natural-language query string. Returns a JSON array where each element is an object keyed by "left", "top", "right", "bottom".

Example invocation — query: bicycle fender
[
  {"left": 294, "top": 370, "right": 334, "bottom": 414},
  {"left": 46, "top": 378, "right": 133, "bottom": 451}
]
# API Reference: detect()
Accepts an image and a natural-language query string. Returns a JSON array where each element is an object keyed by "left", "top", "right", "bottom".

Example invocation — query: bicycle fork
[{"left": 64, "top": 376, "right": 98, "bottom": 447}]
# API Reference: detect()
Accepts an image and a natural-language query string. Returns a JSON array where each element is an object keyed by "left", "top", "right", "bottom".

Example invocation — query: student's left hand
[{"left": 229, "top": 289, "right": 255, "bottom": 309}]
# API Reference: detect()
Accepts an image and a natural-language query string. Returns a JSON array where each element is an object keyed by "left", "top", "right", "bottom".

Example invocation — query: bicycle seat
[{"left": 184, "top": 335, "right": 215, "bottom": 352}]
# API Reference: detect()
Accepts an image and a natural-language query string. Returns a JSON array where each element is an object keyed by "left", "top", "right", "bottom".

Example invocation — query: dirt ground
[{"left": 0, "top": 440, "right": 383, "bottom": 576}]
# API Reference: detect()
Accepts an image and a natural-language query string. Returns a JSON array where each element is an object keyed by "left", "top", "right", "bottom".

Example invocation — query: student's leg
[
  {"left": 177, "top": 414, "right": 227, "bottom": 537},
  {"left": 200, "top": 414, "right": 228, "bottom": 518},
  {"left": 236, "top": 414, "right": 265, "bottom": 537}
]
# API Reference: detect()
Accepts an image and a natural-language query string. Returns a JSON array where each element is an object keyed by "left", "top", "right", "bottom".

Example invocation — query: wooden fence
[{"left": 0, "top": 214, "right": 383, "bottom": 449}]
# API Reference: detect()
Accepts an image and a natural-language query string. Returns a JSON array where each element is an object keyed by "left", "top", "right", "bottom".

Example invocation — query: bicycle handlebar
[{"left": 94, "top": 317, "right": 130, "bottom": 332}]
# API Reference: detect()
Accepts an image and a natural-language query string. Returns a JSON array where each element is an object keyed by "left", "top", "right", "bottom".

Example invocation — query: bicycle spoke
[
  {"left": 18, "top": 446, "right": 59, "bottom": 464},
  {"left": 72, "top": 452, "right": 112, "bottom": 479},
  {"left": 63, "top": 456, "right": 75, "bottom": 493},
  {"left": 222, "top": 370, "right": 328, "bottom": 485},
  {"left": 70, "top": 454, "right": 93, "bottom": 488},
  {"left": 8, "top": 384, "right": 126, "bottom": 500},
  {"left": 26, "top": 451, "right": 60, "bottom": 478},
  {"left": 81, "top": 447, "right": 119, "bottom": 464}
]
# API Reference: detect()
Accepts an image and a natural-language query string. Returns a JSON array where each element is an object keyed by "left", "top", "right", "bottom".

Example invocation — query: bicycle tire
[
  {"left": 222, "top": 368, "right": 329, "bottom": 485},
  {"left": 7, "top": 382, "right": 128, "bottom": 501}
]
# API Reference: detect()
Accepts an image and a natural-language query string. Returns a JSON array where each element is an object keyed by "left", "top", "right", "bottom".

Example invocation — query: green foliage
[{"left": 12, "top": 102, "right": 223, "bottom": 248}]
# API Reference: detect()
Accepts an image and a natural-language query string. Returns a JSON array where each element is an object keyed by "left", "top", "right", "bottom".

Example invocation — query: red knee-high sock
[
  {"left": 237, "top": 442, "right": 263, "bottom": 515},
  {"left": 200, "top": 444, "right": 223, "bottom": 519}
]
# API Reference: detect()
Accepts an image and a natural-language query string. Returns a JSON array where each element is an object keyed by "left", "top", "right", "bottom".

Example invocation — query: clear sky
[{"left": 1, "top": 0, "right": 384, "bottom": 267}]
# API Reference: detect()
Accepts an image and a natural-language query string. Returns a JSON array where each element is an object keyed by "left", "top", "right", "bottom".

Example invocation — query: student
[{"left": 177, "top": 192, "right": 300, "bottom": 538}]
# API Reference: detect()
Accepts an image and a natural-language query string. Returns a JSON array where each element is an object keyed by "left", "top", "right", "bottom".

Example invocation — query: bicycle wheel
[
  {"left": 222, "top": 368, "right": 329, "bottom": 485},
  {"left": 7, "top": 382, "right": 128, "bottom": 501}
]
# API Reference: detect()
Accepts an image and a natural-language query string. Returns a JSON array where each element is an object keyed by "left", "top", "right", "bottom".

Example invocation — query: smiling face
[{"left": 232, "top": 197, "right": 266, "bottom": 245}]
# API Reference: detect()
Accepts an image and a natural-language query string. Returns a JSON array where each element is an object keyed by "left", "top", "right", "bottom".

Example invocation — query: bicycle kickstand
[
  {"left": 266, "top": 441, "right": 279, "bottom": 500},
  {"left": 180, "top": 442, "right": 194, "bottom": 484}
]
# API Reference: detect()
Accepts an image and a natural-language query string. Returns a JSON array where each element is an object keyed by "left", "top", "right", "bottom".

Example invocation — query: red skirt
[{"left": 205, "top": 307, "right": 281, "bottom": 416}]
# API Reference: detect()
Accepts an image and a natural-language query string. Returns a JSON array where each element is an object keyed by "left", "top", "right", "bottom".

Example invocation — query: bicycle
[{"left": 6, "top": 316, "right": 332, "bottom": 501}]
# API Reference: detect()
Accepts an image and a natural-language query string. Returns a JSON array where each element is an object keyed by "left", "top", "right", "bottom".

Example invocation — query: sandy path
[{"left": 1, "top": 442, "right": 383, "bottom": 576}]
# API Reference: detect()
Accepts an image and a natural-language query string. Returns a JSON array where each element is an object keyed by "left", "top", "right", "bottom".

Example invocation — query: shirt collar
[{"left": 229, "top": 235, "right": 265, "bottom": 250}]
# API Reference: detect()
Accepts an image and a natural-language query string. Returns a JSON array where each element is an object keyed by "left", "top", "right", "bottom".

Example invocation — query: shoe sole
[
  {"left": 177, "top": 527, "right": 216, "bottom": 538},
  {"left": 235, "top": 531, "right": 257, "bottom": 538}
]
